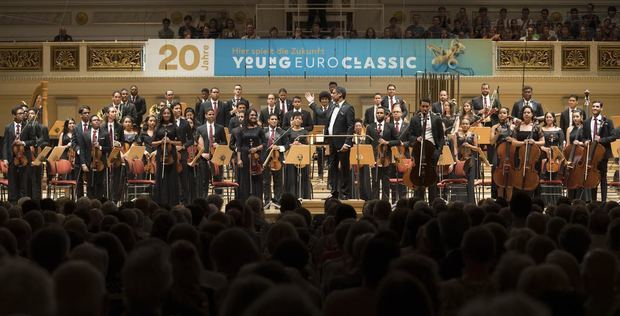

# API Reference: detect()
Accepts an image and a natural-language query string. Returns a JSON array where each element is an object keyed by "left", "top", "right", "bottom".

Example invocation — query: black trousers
[
  {"left": 87, "top": 169, "right": 106, "bottom": 200},
  {"left": 590, "top": 158, "right": 609, "bottom": 202},
  {"left": 29, "top": 164, "right": 43, "bottom": 201},
  {"left": 371, "top": 166, "right": 391, "bottom": 200},
  {"left": 263, "top": 167, "right": 283, "bottom": 204},
  {"left": 329, "top": 144, "right": 351, "bottom": 199},
  {"left": 8, "top": 163, "right": 29, "bottom": 203}
]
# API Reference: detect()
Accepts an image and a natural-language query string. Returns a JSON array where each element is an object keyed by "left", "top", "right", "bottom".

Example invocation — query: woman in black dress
[
  {"left": 451, "top": 117, "right": 478, "bottom": 203},
  {"left": 540, "top": 112, "right": 565, "bottom": 181},
  {"left": 283, "top": 112, "right": 312, "bottom": 199},
  {"left": 152, "top": 107, "right": 181, "bottom": 206},
  {"left": 138, "top": 115, "right": 157, "bottom": 179},
  {"left": 57, "top": 118, "right": 79, "bottom": 181},
  {"left": 185, "top": 116, "right": 200, "bottom": 203},
  {"left": 236, "top": 108, "right": 266, "bottom": 201},
  {"left": 350, "top": 119, "right": 371, "bottom": 200}
]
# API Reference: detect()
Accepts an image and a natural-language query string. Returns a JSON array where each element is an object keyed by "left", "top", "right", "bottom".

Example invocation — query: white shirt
[
  {"left": 422, "top": 113, "right": 434, "bottom": 145},
  {"left": 211, "top": 99, "right": 218, "bottom": 110},
  {"left": 14, "top": 122, "right": 21, "bottom": 137},
  {"left": 393, "top": 119, "right": 403, "bottom": 132},
  {"left": 590, "top": 114, "right": 602, "bottom": 139},
  {"left": 328, "top": 100, "right": 345, "bottom": 135},
  {"left": 376, "top": 122, "right": 383, "bottom": 136},
  {"left": 372, "top": 105, "right": 379, "bottom": 124},
  {"left": 482, "top": 94, "right": 491, "bottom": 109},
  {"left": 207, "top": 122, "right": 214, "bottom": 140},
  {"left": 107, "top": 123, "right": 115, "bottom": 141}
]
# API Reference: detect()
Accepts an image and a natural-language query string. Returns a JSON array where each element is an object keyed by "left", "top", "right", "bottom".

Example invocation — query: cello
[
  {"left": 562, "top": 141, "right": 586, "bottom": 189},
  {"left": 409, "top": 113, "right": 438, "bottom": 188},
  {"left": 512, "top": 128, "right": 541, "bottom": 191},
  {"left": 493, "top": 121, "right": 516, "bottom": 200}
]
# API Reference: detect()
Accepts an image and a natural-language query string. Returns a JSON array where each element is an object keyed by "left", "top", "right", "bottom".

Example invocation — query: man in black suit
[
  {"left": 277, "top": 88, "right": 293, "bottom": 118},
  {"left": 431, "top": 90, "right": 449, "bottom": 114},
  {"left": 103, "top": 105, "right": 124, "bottom": 202},
  {"left": 78, "top": 115, "right": 110, "bottom": 199},
  {"left": 74, "top": 105, "right": 91, "bottom": 198},
  {"left": 262, "top": 113, "right": 285, "bottom": 207},
  {"left": 203, "top": 87, "right": 229, "bottom": 127},
  {"left": 366, "top": 106, "right": 398, "bottom": 200},
  {"left": 381, "top": 83, "right": 408, "bottom": 118},
  {"left": 326, "top": 86, "right": 355, "bottom": 199},
  {"left": 197, "top": 108, "right": 227, "bottom": 197},
  {"left": 364, "top": 93, "right": 383, "bottom": 126},
  {"left": 560, "top": 94, "right": 587, "bottom": 139},
  {"left": 227, "top": 84, "right": 249, "bottom": 122},
  {"left": 129, "top": 85, "right": 146, "bottom": 126},
  {"left": 389, "top": 104, "right": 409, "bottom": 202},
  {"left": 582, "top": 101, "right": 616, "bottom": 202},
  {"left": 471, "top": 83, "right": 501, "bottom": 126},
  {"left": 282, "top": 96, "right": 313, "bottom": 132},
  {"left": 119, "top": 88, "right": 138, "bottom": 124},
  {"left": 259, "top": 93, "right": 281, "bottom": 127},
  {"left": 195, "top": 88, "right": 211, "bottom": 124},
  {"left": 409, "top": 98, "right": 445, "bottom": 202},
  {"left": 228, "top": 101, "right": 248, "bottom": 131},
  {"left": 26, "top": 108, "right": 49, "bottom": 201},
  {"left": 172, "top": 102, "right": 192, "bottom": 204},
  {"left": 164, "top": 90, "right": 178, "bottom": 107},
  {"left": 511, "top": 85, "right": 544, "bottom": 121},
  {"left": 307, "top": 90, "right": 331, "bottom": 182},
  {"left": 2, "top": 105, "right": 36, "bottom": 203}
]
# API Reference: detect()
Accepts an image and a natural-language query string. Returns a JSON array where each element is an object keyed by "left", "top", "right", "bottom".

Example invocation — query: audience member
[{"left": 158, "top": 18, "right": 175, "bottom": 39}]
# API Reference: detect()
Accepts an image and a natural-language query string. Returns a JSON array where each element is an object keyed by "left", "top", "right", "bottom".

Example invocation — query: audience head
[
  {"left": 0, "top": 258, "right": 55, "bottom": 316},
  {"left": 53, "top": 261, "right": 105, "bottom": 316}
]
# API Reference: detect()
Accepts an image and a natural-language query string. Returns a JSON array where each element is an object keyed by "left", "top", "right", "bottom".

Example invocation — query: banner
[
  {"left": 145, "top": 39, "right": 492, "bottom": 77},
  {"left": 213, "top": 39, "right": 492, "bottom": 77},
  {"left": 145, "top": 39, "right": 215, "bottom": 77}
]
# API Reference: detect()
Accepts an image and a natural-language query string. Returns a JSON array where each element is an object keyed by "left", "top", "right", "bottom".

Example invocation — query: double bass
[{"left": 582, "top": 139, "right": 605, "bottom": 189}]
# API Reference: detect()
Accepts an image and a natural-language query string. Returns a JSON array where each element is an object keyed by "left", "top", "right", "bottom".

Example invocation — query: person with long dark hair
[
  {"left": 57, "top": 118, "right": 79, "bottom": 185},
  {"left": 236, "top": 108, "right": 266, "bottom": 201},
  {"left": 151, "top": 107, "right": 181, "bottom": 206}
]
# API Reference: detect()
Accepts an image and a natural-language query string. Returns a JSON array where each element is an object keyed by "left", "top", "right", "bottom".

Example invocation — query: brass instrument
[{"left": 149, "top": 104, "right": 163, "bottom": 117}]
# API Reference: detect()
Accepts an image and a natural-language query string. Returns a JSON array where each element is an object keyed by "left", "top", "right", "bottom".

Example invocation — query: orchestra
[{"left": 2, "top": 83, "right": 619, "bottom": 206}]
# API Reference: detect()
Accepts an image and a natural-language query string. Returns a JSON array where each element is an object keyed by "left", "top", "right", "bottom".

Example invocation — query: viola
[
  {"left": 90, "top": 146, "right": 105, "bottom": 172},
  {"left": 249, "top": 139, "right": 263, "bottom": 176},
  {"left": 67, "top": 146, "right": 77, "bottom": 166},
  {"left": 377, "top": 143, "right": 391, "bottom": 167},
  {"left": 512, "top": 133, "right": 541, "bottom": 191},
  {"left": 12, "top": 142, "right": 28, "bottom": 167},
  {"left": 269, "top": 150, "right": 282, "bottom": 171},
  {"left": 143, "top": 152, "right": 157, "bottom": 174}
]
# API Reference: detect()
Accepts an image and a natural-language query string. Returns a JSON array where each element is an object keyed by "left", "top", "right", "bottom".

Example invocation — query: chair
[
  {"left": 539, "top": 179, "right": 564, "bottom": 205},
  {"left": 47, "top": 159, "right": 77, "bottom": 200},
  {"left": 0, "top": 160, "right": 8, "bottom": 200},
  {"left": 440, "top": 178, "right": 469, "bottom": 202},
  {"left": 125, "top": 159, "right": 155, "bottom": 201},
  {"left": 211, "top": 180, "right": 239, "bottom": 203}
]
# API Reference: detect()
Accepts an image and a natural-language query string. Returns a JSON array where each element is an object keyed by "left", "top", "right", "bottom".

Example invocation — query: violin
[
  {"left": 161, "top": 128, "right": 175, "bottom": 166},
  {"left": 249, "top": 139, "right": 263, "bottom": 176},
  {"left": 512, "top": 129, "right": 541, "bottom": 191},
  {"left": 143, "top": 152, "right": 157, "bottom": 174},
  {"left": 67, "top": 146, "right": 76, "bottom": 166},
  {"left": 493, "top": 123, "right": 516, "bottom": 200},
  {"left": 269, "top": 150, "right": 282, "bottom": 171}
]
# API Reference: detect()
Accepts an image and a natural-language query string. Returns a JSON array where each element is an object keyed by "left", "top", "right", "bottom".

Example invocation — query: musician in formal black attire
[
  {"left": 582, "top": 101, "right": 616, "bottom": 202},
  {"left": 409, "top": 98, "right": 445, "bottom": 202},
  {"left": 363, "top": 93, "right": 383, "bottom": 126},
  {"left": 236, "top": 108, "right": 266, "bottom": 201},
  {"left": 389, "top": 104, "right": 409, "bottom": 202},
  {"left": 511, "top": 85, "right": 544, "bottom": 121},
  {"left": 431, "top": 90, "right": 449, "bottom": 114},
  {"left": 366, "top": 106, "right": 397, "bottom": 200},
  {"left": 152, "top": 107, "right": 181, "bottom": 206},
  {"left": 195, "top": 88, "right": 211, "bottom": 124},
  {"left": 262, "top": 113, "right": 284, "bottom": 207},
  {"left": 282, "top": 96, "right": 313, "bottom": 132},
  {"left": 172, "top": 102, "right": 192, "bottom": 204},
  {"left": 259, "top": 93, "right": 281, "bottom": 127},
  {"left": 227, "top": 84, "right": 249, "bottom": 121},
  {"left": 559, "top": 94, "right": 587, "bottom": 139},
  {"left": 78, "top": 115, "right": 110, "bottom": 200},
  {"left": 325, "top": 86, "right": 355, "bottom": 199},
  {"left": 2, "top": 105, "right": 36, "bottom": 203},
  {"left": 27, "top": 108, "right": 49, "bottom": 200},
  {"left": 119, "top": 88, "right": 138, "bottom": 126},
  {"left": 228, "top": 101, "right": 248, "bottom": 131},
  {"left": 381, "top": 83, "right": 408, "bottom": 118},
  {"left": 471, "top": 83, "right": 500, "bottom": 126},
  {"left": 104, "top": 105, "right": 123, "bottom": 202},
  {"left": 129, "top": 85, "right": 146, "bottom": 127},
  {"left": 307, "top": 90, "right": 331, "bottom": 182},
  {"left": 197, "top": 108, "right": 228, "bottom": 196},
  {"left": 277, "top": 88, "right": 293, "bottom": 118},
  {"left": 74, "top": 105, "right": 91, "bottom": 197}
]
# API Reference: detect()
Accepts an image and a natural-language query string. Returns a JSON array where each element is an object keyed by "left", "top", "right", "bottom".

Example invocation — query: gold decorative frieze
[
  {"left": 562, "top": 46, "right": 589, "bottom": 70},
  {"left": 598, "top": 46, "right": 620, "bottom": 70},
  {"left": 51, "top": 46, "right": 79, "bottom": 71},
  {"left": 0, "top": 47, "right": 42, "bottom": 71},
  {"left": 496, "top": 46, "right": 553, "bottom": 70},
  {"left": 87, "top": 46, "right": 142, "bottom": 71}
]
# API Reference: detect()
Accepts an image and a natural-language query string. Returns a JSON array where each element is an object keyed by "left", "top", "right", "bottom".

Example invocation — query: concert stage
[{"left": 264, "top": 199, "right": 365, "bottom": 220}]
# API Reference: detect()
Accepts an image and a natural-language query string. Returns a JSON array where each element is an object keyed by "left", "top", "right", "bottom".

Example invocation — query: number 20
[{"left": 158, "top": 44, "right": 200, "bottom": 70}]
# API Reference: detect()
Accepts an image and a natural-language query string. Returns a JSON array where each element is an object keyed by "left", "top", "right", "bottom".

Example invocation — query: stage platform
[{"left": 265, "top": 199, "right": 365, "bottom": 220}]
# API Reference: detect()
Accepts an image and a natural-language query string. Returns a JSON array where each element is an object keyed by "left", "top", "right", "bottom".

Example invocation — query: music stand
[
  {"left": 47, "top": 146, "right": 67, "bottom": 164},
  {"left": 610, "top": 116, "right": 620, "bottom": 129},
  {"left": 107, "top": 147, "right": 121, "bottom": 166},
  {"left": 212, "top": 144, "right": 233, "bottom": 166},
  {"left": 188, "top": 147, "right": 205, "bottom": 167},
  {"left": 348, "top": 144, "right": 375, "bottom": 200},
  {"left": 32, "top": 146, "right": 52, "bottom": 166},
  {"left": 124, "top": 145, "right": 146, "bottom": 161},
  {"left": 285, "top": 145, "right": 312, "bottom": 199},
  {"left": 48, "top": 120, "right": 64, "bottom": 138},
  {"left": 470, "top": 127, "right": 492, "bottom": 145}
]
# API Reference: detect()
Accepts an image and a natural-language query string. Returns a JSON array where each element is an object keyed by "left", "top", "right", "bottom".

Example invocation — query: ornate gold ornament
[
  {"left": 51, "top": 46, "right": 79, "bottom": 71},
  {"left": 598, "top": 46, "right": 620, "bottom": 70},
  {"left": 496, "top": 46, "right": 553, "bottom": 70},
  {"left": 87, "top": 46, "right": 142, "bottom": 71},
  {"left": 561, "top": 46, "right": 589, "bottom": 70},
  {"left": 0, "top": 47, "right": 42, "bottom": 71}
]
